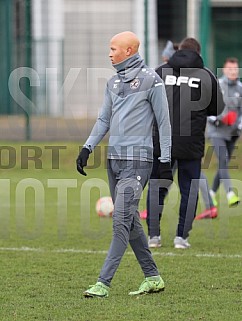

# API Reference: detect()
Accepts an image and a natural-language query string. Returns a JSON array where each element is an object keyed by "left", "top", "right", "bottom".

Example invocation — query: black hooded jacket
[{"left": 154, "top": 49, "right": 224, "bottom": 159}]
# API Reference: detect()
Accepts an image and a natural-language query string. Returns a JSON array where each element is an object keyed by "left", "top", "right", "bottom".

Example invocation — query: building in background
[
  {"left": 63, "top": 0, "right": 159, "bottom": 118},
  {"left": 1, "top": 0, "right": 242, "bottom": 127}
]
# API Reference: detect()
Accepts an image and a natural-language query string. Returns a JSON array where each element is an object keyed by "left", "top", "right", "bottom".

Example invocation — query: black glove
[
  {"left": 76, "top": 147, "right": 90, "bottom": 176},
  {"left": 158, "top": 162, "right": 173, "bottom": 189}
]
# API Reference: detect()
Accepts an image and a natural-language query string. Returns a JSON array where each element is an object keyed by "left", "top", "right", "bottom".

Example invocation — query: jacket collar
[{"left": 113, "top": 53, "right": 145, "bottom": 82}]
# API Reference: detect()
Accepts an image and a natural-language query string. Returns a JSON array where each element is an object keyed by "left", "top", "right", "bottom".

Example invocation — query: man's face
[
  {"left": 109, "top": 39, "right": 128, "bottom": 65},
  {"left": 223, "top": 62, "right": 239, "bottom": 81}
]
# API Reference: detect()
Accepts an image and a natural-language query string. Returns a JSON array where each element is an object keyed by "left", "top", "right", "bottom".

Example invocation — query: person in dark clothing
[{"left": 146, "top": 37, "right": 225, "bottom": 249}]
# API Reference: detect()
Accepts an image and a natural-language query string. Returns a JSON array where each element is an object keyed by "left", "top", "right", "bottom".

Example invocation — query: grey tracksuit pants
[
  {"left": 199, "top": 171, "right": 214, "bottom": 209},
  {"left": 210, "top": 136, "right": 238, "bottom": 194},
  {"left": 98, "top": 159, "right": 159, "bottom": 287},
  {"left": 199, "top": 136, "right": 238, "bottom": 208}
]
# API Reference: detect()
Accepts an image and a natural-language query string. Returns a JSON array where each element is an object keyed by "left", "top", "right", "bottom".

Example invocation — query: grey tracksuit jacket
[
  {"left": 206, "top": 76, "right": 242, "bottom": 140},
  {"left": 84, "top": 53, "right": 171, "bottom": 163}
]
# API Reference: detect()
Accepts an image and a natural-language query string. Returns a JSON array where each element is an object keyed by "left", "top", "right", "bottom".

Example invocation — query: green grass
[{"left": 0, "top": 141, "right": 242, "bottom": 320}]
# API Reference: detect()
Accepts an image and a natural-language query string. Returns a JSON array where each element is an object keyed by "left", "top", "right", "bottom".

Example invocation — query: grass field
[{"left": 0, "top": 141, "right": 242, "bottom": 321}]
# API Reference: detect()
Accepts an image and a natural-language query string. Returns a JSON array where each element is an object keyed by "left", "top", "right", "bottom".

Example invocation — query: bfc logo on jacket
[{"left": 165, "top": 75, "right": 201, "bottom": 88}]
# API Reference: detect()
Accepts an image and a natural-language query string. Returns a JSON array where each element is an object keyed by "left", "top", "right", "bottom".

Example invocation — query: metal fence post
[
  {"left": 25, "top": 0, "right": 32, "bottom": 140},
  {"left": 144, "top": 0, "right": 149, "bottom": 65},
  {"left": 200, "top": 0, "right": 211, "bottom": 66}
]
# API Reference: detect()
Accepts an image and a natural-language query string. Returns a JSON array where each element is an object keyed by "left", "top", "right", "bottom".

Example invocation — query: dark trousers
[{"left": 146, "top": 158, "right": 201, "bottom": 239}]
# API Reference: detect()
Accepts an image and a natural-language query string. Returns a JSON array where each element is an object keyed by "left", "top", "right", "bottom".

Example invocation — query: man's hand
[
  {"left": 208, "top": 116, "right": 220, "bottom": 127},
  {"left": 76, "top": 148, "right": 90, "bottom": 176},
  {"left": 208, "top": 111, "right": 238, "bottom": 127},
  {"left": 158, "top": 162, "right": 173, "bottom": 189}
]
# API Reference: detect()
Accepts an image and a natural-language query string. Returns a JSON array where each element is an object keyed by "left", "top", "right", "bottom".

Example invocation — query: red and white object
[{"left": 96, "top": 196, "right": 114, "bottom": 217}]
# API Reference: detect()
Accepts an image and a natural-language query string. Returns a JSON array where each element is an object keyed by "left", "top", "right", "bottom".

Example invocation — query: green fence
[{"left": 0, "top": 0, "right": 32, "bottom": 116}]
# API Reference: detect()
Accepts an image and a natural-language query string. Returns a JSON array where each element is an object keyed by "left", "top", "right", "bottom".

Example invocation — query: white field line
[{"left": 0, "top": 246, "right": 242, "bottom": 259}]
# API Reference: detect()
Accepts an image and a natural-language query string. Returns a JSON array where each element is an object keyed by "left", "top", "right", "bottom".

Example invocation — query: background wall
[{"left": 1, "top": 0, "right": 242, "bottom": 140}]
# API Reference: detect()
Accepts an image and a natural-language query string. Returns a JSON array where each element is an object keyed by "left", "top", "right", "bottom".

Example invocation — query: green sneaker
[
  {"left": 129, "top": 276, "right": 165, "bottom": 296},
  {"left": 209, "top": 190, "right": 218, "bottom": 207},
  {"left": 228, "top": 194, "right": 240, "bottom": 207},
  {"left": 83, "top": 282, "right": 109, "bottom": 298}
]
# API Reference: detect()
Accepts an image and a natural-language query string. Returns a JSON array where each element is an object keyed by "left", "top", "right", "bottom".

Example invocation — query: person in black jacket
[{"left": 146, "top": 37, "right": 225, "bottom": 249}]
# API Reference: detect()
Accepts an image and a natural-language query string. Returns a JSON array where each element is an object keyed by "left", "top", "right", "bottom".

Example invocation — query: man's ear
[{"left": 126, "top": 47, "right": 132, "bottom": 56}]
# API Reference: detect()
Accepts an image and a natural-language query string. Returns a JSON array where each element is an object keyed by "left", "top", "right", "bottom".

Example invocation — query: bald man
[{"left": 77, "top": 31, "right": 171, "bottom": 297}]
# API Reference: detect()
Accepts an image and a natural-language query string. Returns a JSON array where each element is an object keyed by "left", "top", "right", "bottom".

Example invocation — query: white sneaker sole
[
  {"left": 149, "top": 243, "right": 161, "bottom": 248},
  {"left": 174, "top": 244, "right": 190, "bottom": 249}
]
